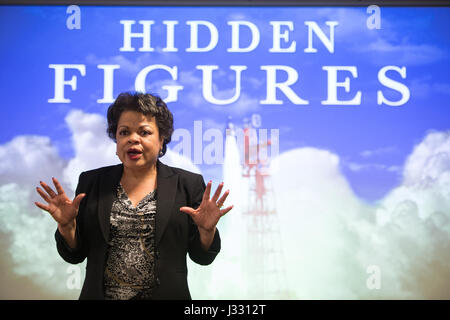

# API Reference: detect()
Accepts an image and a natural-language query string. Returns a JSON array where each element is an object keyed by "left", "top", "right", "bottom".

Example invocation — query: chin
[{"left": 124, "top": 159, "right": 155, "bottom": 169}]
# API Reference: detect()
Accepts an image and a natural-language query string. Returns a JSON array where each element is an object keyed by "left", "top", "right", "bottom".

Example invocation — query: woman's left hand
[{"left": 180, "top": 181, "right": 233, "bottom": 233}]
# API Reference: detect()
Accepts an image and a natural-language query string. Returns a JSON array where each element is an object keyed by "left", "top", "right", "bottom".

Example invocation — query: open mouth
[{"left": 127, "top": 148, "right": 143, "bottom": 160}]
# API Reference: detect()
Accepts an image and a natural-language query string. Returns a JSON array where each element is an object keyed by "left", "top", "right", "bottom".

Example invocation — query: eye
[
  {"left": 118, "top": 129, "right": 129, "bottom": 136},
  {"left": 141, "top": 130, "right": 151, "bottom": 136}
]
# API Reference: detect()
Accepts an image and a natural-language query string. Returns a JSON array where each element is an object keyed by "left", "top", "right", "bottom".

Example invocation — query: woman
[{"left": 34, "top": 92, "right": 233, "bottom": 299}]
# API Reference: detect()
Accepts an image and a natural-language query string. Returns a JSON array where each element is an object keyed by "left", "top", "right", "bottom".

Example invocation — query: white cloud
[
  {"left": 361, "top": 38, "right": 445, "bottom": 66},
  {"left": 360, "top": 146, "right": 397, "bottom": 158},
  {"left": 0, "top": 136, "right": 82, "bottom": 299},
  {"left": 160, "top": 148, "right": 201, "bottom": 174},
  {"left": 0, "top": 183, "right": 81, "bottom": 299},
  {"left": 269, "top": 148, "right": 364, "bottom": 299},
  {"left": 402, "top": 130, "right": 450, "bottom": 187},
  {"left": 265, "top": 133, "right": 450, "bottom": 299},
  {"left": 346, "top": 161, "right": 401, "bottom": 174},
  {"left": 0, "top": 136, "right": 66, "bottom": 189},
  {"left": 63, "top": 110, "right": 119, "bottom": 191},
  {"left": 341, "top": 146, "right": 401, "bottom": 173}
]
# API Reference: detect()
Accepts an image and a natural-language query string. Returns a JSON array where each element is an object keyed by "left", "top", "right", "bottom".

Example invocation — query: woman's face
[{"left": 116, "top": 110, "right": 163, "bottom": 170}]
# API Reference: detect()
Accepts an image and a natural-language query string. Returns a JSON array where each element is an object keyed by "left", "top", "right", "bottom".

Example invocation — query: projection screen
[{"left": 0, "top": 1, "right": 449, "bottom": 299}]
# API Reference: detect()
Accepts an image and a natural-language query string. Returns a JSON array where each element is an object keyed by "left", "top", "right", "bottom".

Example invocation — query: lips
[{"left": 127, "top": 148, "right": 143, "bottom": 160}]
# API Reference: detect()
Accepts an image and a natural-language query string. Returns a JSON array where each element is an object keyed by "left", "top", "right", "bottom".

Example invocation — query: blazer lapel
[
  {"left": 155, "top": 160, "right": 178, "bottom": 247},
  {"left": 97, "top": 164, "right": 123, "bottom": 243}
]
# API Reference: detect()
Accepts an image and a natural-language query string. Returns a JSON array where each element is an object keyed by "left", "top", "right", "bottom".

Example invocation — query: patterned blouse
[{"left": 104, "top": 184, "right": 157, "bottom": 300}]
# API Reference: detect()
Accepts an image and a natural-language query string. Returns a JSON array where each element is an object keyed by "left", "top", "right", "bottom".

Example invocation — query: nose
[{"left": 127, "top": 132, "right": 139, "bottom": 144}]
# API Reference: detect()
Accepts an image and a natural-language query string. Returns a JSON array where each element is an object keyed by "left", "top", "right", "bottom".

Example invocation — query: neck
[{"left": 122, "top": 161, "right": 158, "bottom": 182}]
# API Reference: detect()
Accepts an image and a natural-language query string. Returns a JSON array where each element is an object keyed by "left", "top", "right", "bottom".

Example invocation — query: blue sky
[{"left": 1, "top": 5, "right": 450, "bottom": 202}]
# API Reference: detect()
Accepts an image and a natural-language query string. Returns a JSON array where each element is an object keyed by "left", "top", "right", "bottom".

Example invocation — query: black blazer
[{"left": 55, "top": 160, "right": 221, "bottom": 300}]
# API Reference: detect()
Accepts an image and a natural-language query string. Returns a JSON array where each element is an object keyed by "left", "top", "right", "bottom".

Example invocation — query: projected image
[{"left": 0, "top": 5, "right": 449, "bottom": 299}]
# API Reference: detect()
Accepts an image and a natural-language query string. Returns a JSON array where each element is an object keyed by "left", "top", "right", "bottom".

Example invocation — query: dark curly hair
[{"left": 106, "top": 92, "right": 174, "bottom": 157}]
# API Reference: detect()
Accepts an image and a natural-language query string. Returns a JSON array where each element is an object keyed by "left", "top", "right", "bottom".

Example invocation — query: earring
[{"left": 159, "top": 150, "right": 163, "bottom": 157}]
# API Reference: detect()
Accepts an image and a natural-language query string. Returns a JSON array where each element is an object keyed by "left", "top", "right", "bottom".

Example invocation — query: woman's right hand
[{"left": 35, "top": 177, "right": 86, "bottom": 230}]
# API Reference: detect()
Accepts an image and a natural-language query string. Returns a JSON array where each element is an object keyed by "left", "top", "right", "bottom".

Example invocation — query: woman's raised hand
[
  {"left": 180, "top": 181, "right": 233, "bottom": 233},
  {"left": 35, "top": 177, "right": 86, "bottom": 229}
]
